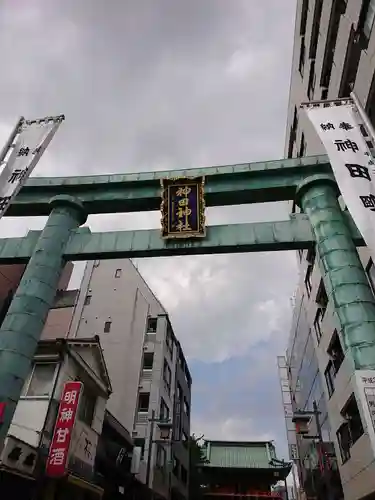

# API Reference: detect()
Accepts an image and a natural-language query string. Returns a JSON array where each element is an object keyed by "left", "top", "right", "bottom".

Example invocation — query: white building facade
[
  {"left": 281, "top": 2, "right": 375, "bottom": 500},
  {"left": 68, "top": 259, "right": 191, "bottom": 499}
]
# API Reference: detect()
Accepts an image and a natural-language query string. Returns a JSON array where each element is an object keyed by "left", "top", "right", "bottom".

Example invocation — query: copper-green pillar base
[
  {"left": 296, "top": 175, "right": 375, "bottom": 369},
  {"left": 0, "top": 195, "right": 86, "bottom": 448}
]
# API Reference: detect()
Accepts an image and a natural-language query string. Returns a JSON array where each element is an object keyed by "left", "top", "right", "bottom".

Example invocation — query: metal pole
[
  {"left": 146, "top": 409, "right": 155, "bottom": 492},
  {"left": 313, "top": 401, "right": 333, "bottom": 500},
  {"left": 351, "top": 91, "right": 375, "bottom": 145},
  {"left": 291, "top": 464, "right": 298, "bottom": 500},
  {"left": 0, "top": 116, "right": 23, "bottom": 166}
]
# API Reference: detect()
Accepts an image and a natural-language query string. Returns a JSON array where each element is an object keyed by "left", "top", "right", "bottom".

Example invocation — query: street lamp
[{"left": 145, "top": 410, "right": 173, "bottom": 493}]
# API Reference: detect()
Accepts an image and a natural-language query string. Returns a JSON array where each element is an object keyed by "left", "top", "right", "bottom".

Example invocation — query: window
[
  {"left": 84, "top": 295, "right": 91, "bottom": 306},
  {"left": 163, "top": 359, "right": 171, "bottom": 392},
  {"left": 338, "top": 26, "right": 361, "bottom": 98},
  {"left": 23, "top": 363, "right": 56, "bottom": 397},
  {"left": 300, "top": 0, "right": 308, "bottom": 36},
  {"left": 309, "top": 0, "right": 323, "bottom": 59},
  {"left": 299, "top": 36, "right": 306, "bottom": 75},
  {"left": 366, "top": 259, "right": 375, "bottom": 295},
  {"left": 138, "top": 392, "right": 150, "bottom": 412},
  {"left": 316, "top": 280, "right": 328, "bottom": 315},
  {"left": 305, "top": 265, "right": 312, "bottom": 297},
  {"left": 166, "top": 327, "right": 173, "bottom": 355},
  {"left": 287, "top": 107, "right": 299, "bottom": 159},
  {"left": 298, "top": 132, "right": 306, "bottom": 158},
  {"left": 156, "top": 444, "right": 166, "bottom": 468},
  {"left": 142, "top": 352, "right": 154, "bottom": 370},
  {"left": 147, "top": 317, "right": 157, "bottom": 333},
  {"left": 314, "top": 309, "right": 323, "bottom": 342},
  {"left": 182, "top": 430, "right": 189, "bottom": 448},
  {"left": 337, "top": 395, "right": 364, "bottom": 462},
  {"left": 327, "top": 330, "right": 345, "bottom": 373},
  {"left": 173, "top": 455, "right": 180, "bottom": 477},
  {"left": 363, "top": 0, "right": 375, "bottom": 39},
  {"left": 287, "top": 127, "right": 295, "bottom": 158},
  {"left": 134, "top": 438, "right": 145, "bottom": 459},
  {"left": 343, "top": 395, "right": 364, "bottom": 444},
  {"left": 320, "top": 0, "right": 346, "bottom": 89},
  {"left": 160, "top": 397, "right": 170, "bottom": 420},
  {"left": 324, "top": 361, "right": 336, "bottom": 397},
  {"left": 181, "top": 465, "right": 188, "bottom": 484},
  {"left": 78, "top": 384, "right": 97, "bottom": 426},
  {"left": 115, "top": 268, "right": 122, "bottom": 278},
  {"left": 307, "top": 59, "right": 316, "bottom": 100},
  {"left": 183, "top": 398, "right": 190, "bottom": 417}
]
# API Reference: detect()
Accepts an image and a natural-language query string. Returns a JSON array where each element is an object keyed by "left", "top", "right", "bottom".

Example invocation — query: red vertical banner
[{"left": 46, "top": 381, "right": 83, "bottom": 477}]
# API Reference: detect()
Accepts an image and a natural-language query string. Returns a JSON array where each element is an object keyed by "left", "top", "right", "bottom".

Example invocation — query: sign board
[
  {"left": 160, "top": 176, "right": 206, "bottom": 239},
  {"left": 46, "top": 380, "right": 83, "bottom": 477},
  {"left": 0, "top": 115, "right": 64, "bottom": 220},
  {"left": 289, "top": 444, "right": 298, "bottom": 460},
  {"left": 305, "top": 103, "right": 375, "bottom": 261},
  {"left": 354, "top": 370, "right": 375, "bottom": 456}
]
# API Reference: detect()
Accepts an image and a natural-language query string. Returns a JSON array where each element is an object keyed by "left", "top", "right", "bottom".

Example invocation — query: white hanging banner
[
  {"left": 0, "top": 114, "right": 64, "bottom": 218},
  {"left": 305, "top": 103, "right": 375, "bottom": 258}
]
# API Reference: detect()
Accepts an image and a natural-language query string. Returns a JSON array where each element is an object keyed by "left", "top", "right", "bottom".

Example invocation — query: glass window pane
[{"left": 27, "top": 364, "right": 56, "bottom": 397}]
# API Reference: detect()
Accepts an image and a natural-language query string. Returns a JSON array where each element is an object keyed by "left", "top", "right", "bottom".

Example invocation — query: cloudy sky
[{"left": 0, "top": 0, "right": 299, "bottom": 459}]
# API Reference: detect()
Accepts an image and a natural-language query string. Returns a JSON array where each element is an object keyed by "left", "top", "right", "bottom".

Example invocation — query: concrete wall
[
  {"left": 41, "top": 306, "right": 74, "bottom": 340},
  {"left": 69, "top": 259, "right": 166, "bottom": 433}
]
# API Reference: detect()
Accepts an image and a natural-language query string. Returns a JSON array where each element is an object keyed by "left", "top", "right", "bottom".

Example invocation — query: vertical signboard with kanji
[
  {"left": 160, "top": 176, "right": 206, "bottom": 239},
  {"left": 0, "top": 114, "right": 64, "bottom": 219},
  {"left": 46, "top": 381, "right": 83, "bottom": 477},
  {"left": 304, "top": 102, "right": 375, "bottom": 261}
]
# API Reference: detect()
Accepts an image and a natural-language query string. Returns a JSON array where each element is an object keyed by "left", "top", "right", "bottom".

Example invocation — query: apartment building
[
  {"left": 280, "top": 2, "right": 375, "bottom": 500},
  {"left": 68, "top": 259, "right": 192, "bottom": 500}
]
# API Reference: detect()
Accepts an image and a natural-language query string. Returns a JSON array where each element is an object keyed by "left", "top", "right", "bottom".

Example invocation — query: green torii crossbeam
[{"left": 0, "top": 154, "right": 375, "bottom": 451}]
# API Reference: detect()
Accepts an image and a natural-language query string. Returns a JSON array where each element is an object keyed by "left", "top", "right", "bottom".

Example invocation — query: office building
[
  {"left": 69, "top": 259, "right": 192, "bottom": 500},
  {"left": 281, "top": 2, "right": 375, "bottom": 500}
]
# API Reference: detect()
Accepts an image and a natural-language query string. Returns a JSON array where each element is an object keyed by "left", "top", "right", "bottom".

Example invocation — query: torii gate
[{"left": 0, "top": 153, "right": 374, "bottom": 449}]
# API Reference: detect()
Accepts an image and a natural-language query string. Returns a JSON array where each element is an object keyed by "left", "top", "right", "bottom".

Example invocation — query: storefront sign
[
  {"left": 160, "top": 176, "right": 206, "bottom": 239},
  {"left": 46, "top": 381, "right": 83, "bottom": 477}
]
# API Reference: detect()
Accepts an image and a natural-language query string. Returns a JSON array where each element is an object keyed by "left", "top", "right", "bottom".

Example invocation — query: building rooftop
[{"left": 202, "top": 441, "right": 282, "bottom": 470}]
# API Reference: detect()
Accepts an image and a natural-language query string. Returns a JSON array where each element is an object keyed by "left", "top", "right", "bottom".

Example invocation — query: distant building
[
  {"left": 68, "top": 259, "right": 191, "bottom": 500},
  {"left": 199, "top": 440, "right": 290, "bottom": 500}
]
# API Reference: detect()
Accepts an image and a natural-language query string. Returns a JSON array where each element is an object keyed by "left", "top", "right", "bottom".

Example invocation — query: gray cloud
[{"left": 0, "top": 0, "right": 298, "bottom": 452}]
